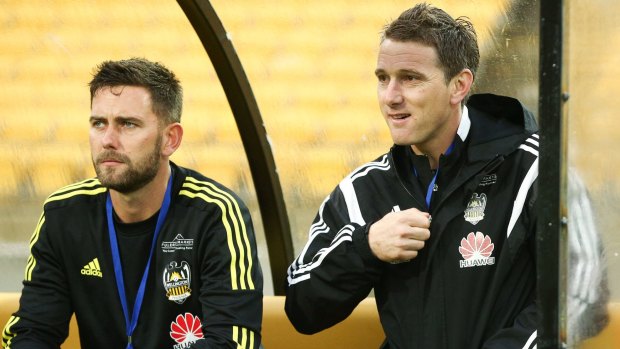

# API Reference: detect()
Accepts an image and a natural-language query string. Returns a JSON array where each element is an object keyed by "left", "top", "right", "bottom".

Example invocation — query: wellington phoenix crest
[
  {"left": 464, "top": 193, "right": 487, "bottom": 225},
  {"left": 163, "top": 261, "right": 192, "bottom": 304},
  {"left": 458, "top": 232, "right": 495, "bottom": 268}
]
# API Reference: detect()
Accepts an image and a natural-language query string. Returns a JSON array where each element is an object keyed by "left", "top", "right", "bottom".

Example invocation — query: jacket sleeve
[
  {"left": 285, "top": 186, "right": 384, "bottom": 334},
  {"left": 565, "top": 169, "right": 609, "bottom": 346},
  {"left": 195, "top": 193, "right": 263, "bottom": 349},
  {"left": 2, "top": 212, "right": 72, "bottom": 349}
]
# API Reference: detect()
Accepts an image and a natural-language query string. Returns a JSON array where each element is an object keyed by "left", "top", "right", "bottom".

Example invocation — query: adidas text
[{"left": 81, "top": 268, "right": 102, "bottom": 277}]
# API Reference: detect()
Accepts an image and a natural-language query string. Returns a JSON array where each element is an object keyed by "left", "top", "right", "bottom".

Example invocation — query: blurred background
[{"left": 0, "top": 0, "right": 617, "bottom": 344}]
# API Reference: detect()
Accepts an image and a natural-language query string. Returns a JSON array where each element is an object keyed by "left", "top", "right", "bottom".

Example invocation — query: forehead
[
  {"left": 92, "top": 85, "right": 152, "bottom": 109},
  {"left": 92, "top": 85, "right": 151, "bottom": 102},
  {"left": 376, "top": 39, "right": 440, "bottom": 71},
  {"left": 91, "top": 85, "right": 156, "bottom": 120}
]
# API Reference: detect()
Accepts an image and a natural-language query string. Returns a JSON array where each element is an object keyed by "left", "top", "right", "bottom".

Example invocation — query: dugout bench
[{"left": 1, "top": 292, "right": 618, "bottom": 348}]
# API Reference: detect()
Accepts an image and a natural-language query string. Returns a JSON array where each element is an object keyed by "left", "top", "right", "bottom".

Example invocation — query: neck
[
  {"left": 109, "top": 164, "right": 171, "bottom": 223},
  {"left": 411, "top": 135, "right": 457, "bottom": 170},
  {"left": 411, "top": 107, "right": 462, "bottom": 169}
]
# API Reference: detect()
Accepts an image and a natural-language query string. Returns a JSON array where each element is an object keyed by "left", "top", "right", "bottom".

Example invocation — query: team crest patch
[
  {"left": 464, "top": 193, "right": 487, "bottom": 225},
  {"left": 458, "top": 232, "right": 495, "bottom": 268},
  {"left": 163, "top": 261, "right": 192, "bottom": 304},
  {"left": 170, "top": 313, "right": 204, "bottom": 349}
]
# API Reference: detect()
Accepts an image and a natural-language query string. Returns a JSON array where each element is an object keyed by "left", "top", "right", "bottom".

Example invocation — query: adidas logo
[{"left": 81, "top": 258, "right": 102, "bottom": 278}]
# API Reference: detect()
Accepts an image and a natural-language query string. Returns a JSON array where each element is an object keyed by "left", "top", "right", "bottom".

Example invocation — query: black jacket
[
  {"left": 285, "top": 94, "right": 539, "bottom": 349},
  {"left": 3, "top": 163, "right": 263, "bottom": 349}
]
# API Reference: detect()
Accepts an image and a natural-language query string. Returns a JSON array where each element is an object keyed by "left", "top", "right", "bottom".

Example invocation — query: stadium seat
[{"left": 261, "top": 295, "right": 385, "bottom": 349}]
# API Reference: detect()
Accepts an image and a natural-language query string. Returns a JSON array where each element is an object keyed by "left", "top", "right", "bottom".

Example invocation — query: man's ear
[
  {"left": 161, "top": 123, "right": 183, "bottom": 157},
  {"left": 450, "top": 69, "right": 474, "bottom": 106}
]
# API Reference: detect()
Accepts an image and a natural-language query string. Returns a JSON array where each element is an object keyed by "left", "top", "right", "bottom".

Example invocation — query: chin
[{"left": 391, "top": 136, "right": 415, "bottom": 146}]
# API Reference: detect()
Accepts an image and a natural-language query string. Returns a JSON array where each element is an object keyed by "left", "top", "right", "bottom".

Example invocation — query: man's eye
[
  {"left": 91, "top": 120, "right": 105, "bottom": 128},
  {"left": 376, "top": 75, "right": 388, "bottom": 83},
  {"left": 123, "top": 121, "right": 137, "bottom": 128}
]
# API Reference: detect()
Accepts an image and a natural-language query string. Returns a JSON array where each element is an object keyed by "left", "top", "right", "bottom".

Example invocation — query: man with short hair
[
  {"left": 3, "top": 58, "right": 263, "bottom": 349},
  {"left": 285, "top": 4, "right": 539, "bottom": 348}
]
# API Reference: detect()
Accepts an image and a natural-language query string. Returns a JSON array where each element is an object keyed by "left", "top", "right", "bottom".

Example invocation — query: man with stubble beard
[{"left": 3, "top": 58, "right": 263, "bottom": 349}]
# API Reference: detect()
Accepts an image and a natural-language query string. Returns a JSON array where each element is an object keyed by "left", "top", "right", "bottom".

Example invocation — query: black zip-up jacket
[
  {"left": 3, "top": 163, "right": 263, "bottom": 349},
  {"left": 285, "top": 94, "right": 539, "bottom": 349}
]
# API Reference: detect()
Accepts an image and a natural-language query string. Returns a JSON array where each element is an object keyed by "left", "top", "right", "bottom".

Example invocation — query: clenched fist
[{"left": 368, "top": 208, "right": 431, "bottom": 263}]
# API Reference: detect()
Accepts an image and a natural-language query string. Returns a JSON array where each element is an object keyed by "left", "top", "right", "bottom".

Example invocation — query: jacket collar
[
  {"left": 389, "top": 93, "right": 536, "bottom": 195},
  {"left": 462, "top": 93, "right": 537, "bottom": 163}
]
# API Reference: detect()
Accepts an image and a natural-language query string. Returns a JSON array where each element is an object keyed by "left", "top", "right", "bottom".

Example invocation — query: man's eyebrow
[
  {"left": 88, "top": 116, "right": 142, "bottom": 123},
  {"left": 116, "top": 116, "right": 141, "bottom": 122},
  {"left": 374, "top": 68, "right": 421, "bottom": 76},
  {"left": 375, "top": 67, "right": 418, "bottom": 72}
]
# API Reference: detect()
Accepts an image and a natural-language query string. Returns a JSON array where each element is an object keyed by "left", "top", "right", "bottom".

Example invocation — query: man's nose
[
  {"left": 101, "top": 126, "right": 119, "bottom": 149},
  {"left": 382, "top": 80, "right": 404, "bottom": 106}
]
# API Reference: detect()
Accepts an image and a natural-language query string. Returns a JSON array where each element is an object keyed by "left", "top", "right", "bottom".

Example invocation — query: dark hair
[
  {"left": 382, "top": 3, "right": 479, "bottom": 86},
  {"left": 89, "top": 57, "right": 183, "bottom": 124}
]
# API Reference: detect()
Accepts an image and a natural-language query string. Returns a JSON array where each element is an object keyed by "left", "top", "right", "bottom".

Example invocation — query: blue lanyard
[
  {"left": 106, "top": 174, "right": 173, "bottom": 349},
  {"left": 415, "top": 141, "right": 455, "bottom": 209}
]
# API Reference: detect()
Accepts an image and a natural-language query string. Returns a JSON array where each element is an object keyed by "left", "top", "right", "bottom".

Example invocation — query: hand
[{"left": 368, "top": 208, "right": 431, "bottom": 263}]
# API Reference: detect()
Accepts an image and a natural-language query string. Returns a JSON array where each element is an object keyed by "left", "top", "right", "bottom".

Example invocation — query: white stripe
[
  {"left": 526, "top": 138, "right": 539, "bottom": 147},
  {"left": 507, "top": 158, "right": 538, "bottom": 238},
  {"left": 293, "top": 225, "right": 355, "bottom": 275},
  {"left": 351, "top": 155, "right": 390, "bottom": 181},
  {"left": 296, "top": 198, "right": 330, "bottom": 266},
  {"left": 309, "top": 221, "right": 329, "bottom": 239},
  {"left": 457, "top": 106, "right": 471, "bottom": 141},
  {"left": 344, "top": 155, "right": 391, "bottom": 224},
  {"left": 519, "top": 144, "right": 539, "bottom": 156},
  {"left": 570, "top": 194, "right": 598, "bottom": 302},
  {"left": 567, "top": 169, "right": 604, "bottom": 329},
  {"left": 309, "top": 199, "right": 328, "bottom": 232},
  {"left": 288, "top": 230, "right": 353, "bottom": 283},
  {"left": 522, "top": 330, "right": 537, "bottom": 349},
  {"left": 340, "top": 176, "right": 365, "bottom": 225},
  {"left": 288, "top": 273, "right": 310, "bottom": 284},
  {"left": 290, "top": 222, "right": 355, "bottom": 276},
  {"left": 333, "top": 226, "right": 353, "bottom": 243}
]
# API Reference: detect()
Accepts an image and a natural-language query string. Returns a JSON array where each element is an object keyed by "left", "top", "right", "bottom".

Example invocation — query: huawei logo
[
  {"left": 458, "top": 232, "right": 496, "bottom": 268},
  {"left": 170, "top": 313, "right": 204, "bottom": 348}
]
